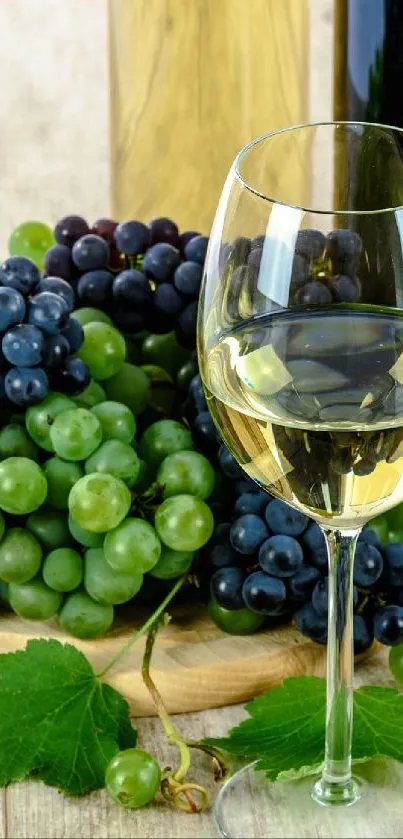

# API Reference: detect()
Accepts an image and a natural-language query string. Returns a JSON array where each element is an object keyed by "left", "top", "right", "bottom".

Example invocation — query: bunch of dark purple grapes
[
  {"left": 42, "top": 215, "right": 209, "bottom": 348},
  {"left": 187, "top": 372, "right": 403, "bottom": 651},
  {"left": 0, "top": 257, "right": 89, "bottom": 409}
]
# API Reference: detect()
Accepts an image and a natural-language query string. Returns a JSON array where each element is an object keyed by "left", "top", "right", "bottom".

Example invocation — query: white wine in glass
[{"left": 198, "top": 122, "right": 403, "bottom": 838}]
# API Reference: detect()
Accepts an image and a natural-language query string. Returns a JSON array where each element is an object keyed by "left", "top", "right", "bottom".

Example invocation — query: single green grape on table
[
  {"left": 105, "top": 748, "right": 161, "bottom": 809},
  {"left": 85, "top": 439, "right": 140, "bottom": 487},
  {"left": 27, "top": 509, "right": 73, "bottom": 549},
  {"left": 59, "top": 590, "right": 114, "bottom": 639},
  {"left": 208, "top": 599, "right": 265, "bottom": 635},
  {"left": 42, "top": 548, "right": 83, "bottom": 592},
  {"left": 8, "top": 220, "right": 55, "bottom": 269},
  {"left": 8, "top": 579, "right": 63, "bottom": 621},
  {"left": 84, "top": 547, "right": 143, "bottom": 605},
  {"left": 0, "top": 529, "right": 42, "bottom": 584},
  {"left": 139, "top": 419, "right": 194, "bottom": 469},
  {"left": 50, "top": 408, "right": 102, "bottom": 461},
  {"left": 77, "top": 322, "right": 126, "bottom": 381},
  {"left": 91, "top": 400, "right": 136, "bottom": 443},
  {"left": 104, "top": 518, "right": 161, "bottom": 574},
  {"left": 25, "top": 392, "right": 76, "bottom": 452},
  {"left": 155, "top": 494, "right": 214, "bottom": 551},
  {"left": 157, "top": 450, "right": 215, "bottom": 500},
  {"left": 43, "top": 458, "right": 84, "bottom": 510},
  {"left": 0, "top": 458, "right": 47, "bottom": 515},
  {"left": 68, "top": 473, "right": 131, "bottom": 533}
]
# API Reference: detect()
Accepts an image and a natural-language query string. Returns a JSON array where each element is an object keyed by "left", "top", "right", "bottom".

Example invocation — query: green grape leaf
[
  {"left": 0, "top": 639, "right": 136, "bottom": 795},
  {"left": 204, "top": 676, "right": 403, "bottom": 781}
]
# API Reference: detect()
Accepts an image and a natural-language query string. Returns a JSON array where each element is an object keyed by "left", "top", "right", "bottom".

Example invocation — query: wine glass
[{"left": 198, "top": 122, "right": 403, "bottom": 839}]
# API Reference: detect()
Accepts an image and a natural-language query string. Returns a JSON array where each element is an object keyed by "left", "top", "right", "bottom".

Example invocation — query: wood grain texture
[
  {"left": 108, "top": 0, "right": 309, "bottom": 232},
  {"left": 0, "top": 606, "right": 378, "bottom": 718},
  {"left": 5, "top": 651, "right": 401, "bottom": 839}
]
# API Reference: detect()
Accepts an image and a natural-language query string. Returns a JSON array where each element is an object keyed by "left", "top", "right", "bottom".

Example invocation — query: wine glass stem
[{"left": 312, "top": 527, "right": 362, "bottom": 807}]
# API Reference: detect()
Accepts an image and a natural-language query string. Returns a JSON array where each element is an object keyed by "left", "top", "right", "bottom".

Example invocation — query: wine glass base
[{"left": 214, "top": 761, "right": 403, "bottom": 838}]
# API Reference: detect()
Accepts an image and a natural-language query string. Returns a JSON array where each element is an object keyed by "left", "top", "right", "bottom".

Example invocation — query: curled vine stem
[{"left": 141, "top": 614, "right": 228, "bottom": 812}]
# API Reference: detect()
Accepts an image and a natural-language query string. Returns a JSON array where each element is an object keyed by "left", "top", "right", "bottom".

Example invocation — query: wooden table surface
[{"left": 0, "top": 649, "right": 399, "bottom": 839}]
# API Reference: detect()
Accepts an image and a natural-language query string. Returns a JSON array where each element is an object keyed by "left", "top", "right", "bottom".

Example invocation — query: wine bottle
[{"left": 334, "top": 0, "right": 403, "bottom": 126}]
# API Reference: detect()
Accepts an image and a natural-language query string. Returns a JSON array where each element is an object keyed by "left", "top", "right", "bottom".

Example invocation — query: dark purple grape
[
  {"left": 5, "top": 366, "right": 49, "bottom": 407},
  {"left": 242, "top": 571, "right": 286, "bottom": 615},
  {"left": 0, "top": 288, "right": 26, "bottom": 331},
  {"left": 234, "top": 492, "right": 269, "bottom": 517},
  {"left": 112, "top": 269, "right": 152, "bottom": 306},
  {"left": 175, "top": 300, "right": 198, "bottom": 349},
  {"left": 326, "top": 229, "right": 362, "bottom": 275},
  {"left": 143, "top": 243, "right": 181, "bottom": 283},
  {"left": 353, "top": 614, "right": 373, "bottom": 654},
  {"left": 91, "top": 218, "right": 118, "bottom": 242},
  {"left": 265, "top": 499, "right": 308, "bottom": 536},
  {"left": 294, "top": 603, "right": 327, "bottom": 643},
  {"left": 54, "top": 215, "right": 89, "bottom": 247},
  {"left": 330, "top": 275, "right": 361, "bottom": 303},
  {"left": 149, "top": 217, "right": 180, "bottom": 248},
  {"left": 300, "top": 522, "right": 328, "bottom": 571},
  {"left": 353, "top": 543, "right": 383, "bottom": 587},
  {"left": 184, "top": 235, "right": 209, "bottom": 266},
  {"left": 291, "top": 253, "right": 310, "bottom": 286},
  {"left": 295, "top": 229, "right": 326, "bottom": 260},
  {"left": 258, "top": 534, "right": 304, "bottom": 578},
  {"left": 382, "top": 544, "right": 403, "bottom": 586},
  {"left": 153, "top": 283, "right": 185, "bottom": 317},
  {"left": 230, "top": 514, "right": 269, "bottom": 555},
  {"left": 36, "top": 277, "right": 75, "bottom": 312},
  {"left": 0, "top": 256, "right": 40, "bottom": 296},
  {"left": 43, "top": 244, "right": 76, "bottom": 282},
  {"left": 110, "top": 306, "right": 150, "bottom": 334},
  {"left": 114, "top": 221, "right": 150, "bottom": 256},
  {"left": 287, "top": 566, "right": 321, "bottom": 602},
  {"left": 62, "top": 317, "right": 84, "bottom": 353},
  {"left": 373, "top": 604, "right": 403, "bottom": 645},
  {"left": 28, "top": 292, "right": 69, "bottom": 335},
  {"left": 174, "top": 261, "right": 203, "bottom": 296},
  {"left": 42, "top": 334, "right": 70, "bottom": 368},
  {"left": 77, "top": 270, "right": 113, "bottom": 307},
  {"left": 72, "top": 234, "right": 109, "bottom": 271},
  {"left": 52, "top": 357, "right": 90, "bottom": 396},
  {"left": 218, "top": 445, "right": 244, "bottom": 479},
  {"left": 188, "top": 374, "right": 207, "bottom": 411},
  {"left": 210, "top": 567, "right": 247, "bottom": 610},
  {"left": 296, "top": 282, "right": 333, "bottom": 305},
  {"left": 179, "top": 230, "right": 200, "bottom": 255}
]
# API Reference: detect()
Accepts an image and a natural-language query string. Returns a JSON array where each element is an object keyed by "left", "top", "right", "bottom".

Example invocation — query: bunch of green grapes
[{"left": 0, "top": 315, "right": 216, "bottom": 638}]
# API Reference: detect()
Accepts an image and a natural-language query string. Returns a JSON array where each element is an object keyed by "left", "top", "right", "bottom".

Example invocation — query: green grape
[
  {"left": 176, "top": 360, "right": 197, "bottom": 391},
  {"left": 73, "top": 379, "right": 106, "bottom": 409},
  {"left": 139, "top": 420, "right": 194, "bottom": 469},
  {"left": 103, "top": 363, "right": 150, "bottom": 415},
  {"left": 68, "top": 514, "right": 104, "bottom": 548},
  {"left": 389, "top": 645, "right": 403, "bottom": 685},
  {"left": 124, "top": 334, "right": 142, "bottom": 365},
  {"left": 71, "top": 308, "right": 112, "bottom": 327},
  {"left": 43, "top": 457, "right": 84, "bottom": 510},
  {"left": 50, "top": 408, "right": 102, "bottom": 461},
  {"left": 91, "top": 401, "right": 136, "bottom": 444},
  {"left": 149, "top": 546, "right": 194, "bottom": 580},
  {"left": 77, "top": 322, "right": 126, "bottom": 381},
  {"left": 208, "top": 600, "right": 265, "bottom": 635},
  {"left": 141, "top": 331, "right": 190, "bottom": 377},
  {"left": 68, "top": 474, "right": 131, "bottom": 533},
  {"left": 0, "top": 458, "right": 47, "bottom": 515},
  {"left": 157, "top": 450, "right": 215, "bottom": 500},
  {"left": 85, "top": 439, "right": 140, "bottom": 487},
  {"left": 58, "top": 590, "right": 114, "bottom": 638},
  {"left": 133, "top": 459, "right": 155, "bottom": 494},
  {"left": 0, "top": 582, "right": 11, "bottom": 610},
  {"left": 104, "top": 518, "right": 161, "bottom": 574},
  {"left": 368, "top": 513, "right": 390, "bottom": 545},
  {"left": 8, "top": 220, "right": 55, "bottom": 270},
  {"left": 26, "top": 392, "right": 76, "bottom": 452},
  {"left": 0, "top": 424, "right": 39, "bottom": 461},
  {"left": 105, "top": 748, "right": 161, "bottom": 809},
  {"left": 155, "top": 494, "right": 214, "bottom": 551},
  {"left": 9, "top": 578, "right": 63, "bottom": 620},
  {"left": 42, "top": 548, "right": 83, "bottom": 592},
  {"left": 84, "top": 547, "right": 143, "bottom": 605},
  {"left": 0, "top": 512, "right": 5, "bottom": 543},
  {"left": 140, "top": 365, "right": 176, "bottom": 416},
  {"left": 0, "top": 528, "right": 42, "bottom": 584},
  {"left": 27, "top": 509, "right": 73, "bottom": 549}
]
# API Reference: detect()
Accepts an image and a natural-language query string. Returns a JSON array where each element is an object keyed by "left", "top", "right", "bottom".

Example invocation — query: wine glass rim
[{"left": 234, "top": 120, "right": 403, "bottom": 216}]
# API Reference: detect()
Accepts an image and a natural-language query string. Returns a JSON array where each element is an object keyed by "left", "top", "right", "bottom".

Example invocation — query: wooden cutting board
[{"left": 0, "top": 606, "right": 378, "bottom": 717}]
